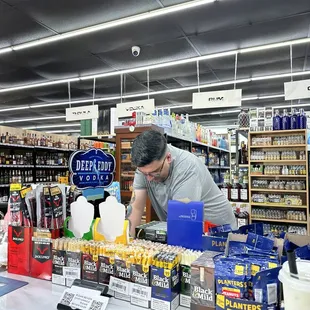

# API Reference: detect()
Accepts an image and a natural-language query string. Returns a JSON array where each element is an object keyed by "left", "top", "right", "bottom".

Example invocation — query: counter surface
[{"left": 0, "top": 271, "right": 187, "bottom": 310}]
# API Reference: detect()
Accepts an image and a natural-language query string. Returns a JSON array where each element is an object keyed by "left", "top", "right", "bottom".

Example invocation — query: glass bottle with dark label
[
  {"left": 221, "top": 171, "right": 231, "bottom": 200},
  {"left": 231, "top": 174, "right": 240, "bottom": 202},
  {"left": 240, "top": 174, "right": 249, "bottom": 202}
]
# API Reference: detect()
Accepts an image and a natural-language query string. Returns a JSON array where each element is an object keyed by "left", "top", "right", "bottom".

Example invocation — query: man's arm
[{"left": 126, "top": 189, "right": 147, "bottom": 237}]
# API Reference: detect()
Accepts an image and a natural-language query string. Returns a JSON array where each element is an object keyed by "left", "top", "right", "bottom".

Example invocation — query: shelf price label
[
  {"left": 109, "top": 276, "right": 130, "bottom": 295},
  {"left": 130, "top": 283, "right": 152, "bottom": 301}
]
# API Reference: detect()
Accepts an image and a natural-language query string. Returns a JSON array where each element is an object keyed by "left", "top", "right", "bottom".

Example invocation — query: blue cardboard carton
[
  {"left": 167, "top": 200, "right": 204, "bottom": 250},
  {"left": 151, "top": 265, "right": 180, "bottom": 310},
  {"left": 202, "top": 235, "right": 228, "bottom": 252}
]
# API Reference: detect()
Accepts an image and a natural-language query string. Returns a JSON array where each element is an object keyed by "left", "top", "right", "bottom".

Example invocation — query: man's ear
[{"left": 167, "top": 152, "right": 173, "bottom": 164}]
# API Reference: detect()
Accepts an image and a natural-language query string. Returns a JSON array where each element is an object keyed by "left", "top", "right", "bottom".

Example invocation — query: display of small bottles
[
  {"left": 234, "top": 206, "right": 249, "bottom": 228},
  {"left": 264, "top": 165, "right": 306, "bottom": 175},
  {"left": 251, "top": 193, "right": 303, "bottom": 205},
  {"left": 252, "top": 180, "right": 306, "bottom": 190},
  {"left": 251, "top": 134, "right": 305, "bottom": 146},
  {"left": 0, "top": 153, "right": 33, "bottom": 165},
  {"left": 121, "top": 180, "right": 133, "bottom": 191},
  {"left": 273, "top": 108, "right": 307, "bottom": 130},
  {"left": 251, "top": 151, "right": 306, "bottom": 161},
  {"left": 36, "top": 170, "right": 67, "bottom": 183},
  {"left": 263, "top": 224, "right": 307, "bottom": 236},
  {"left": 220, "top": 171, "right": 231, "bottom": 200},
  {"left": 230, "top": 174, "right": 240, "bottom": 202},
  {"left": 0, "top": 170, "right": 34, "bottom": 184},
  {"left": 36, "top": 153, "right": 68, "bottom": 166},
  {"left": 252, "top": 208, "right": 306, "bottom": 221},
  {"left": 0, "top": 131, "right": 77, "bottom": 150}
]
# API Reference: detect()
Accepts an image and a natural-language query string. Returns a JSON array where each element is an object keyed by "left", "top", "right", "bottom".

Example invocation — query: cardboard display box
[
  {"left": 180, "top": 264, "right": 191, "bottom": 308},
  {"left": 151, "top": 265, "right": 180, "bottom": 310},
  {"left": 81, "top": 253, "right": 99, "bottom": 283}
]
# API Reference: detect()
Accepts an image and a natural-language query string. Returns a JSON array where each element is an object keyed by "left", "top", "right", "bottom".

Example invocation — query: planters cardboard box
[
  {"left": 282, "top": 233, "right": 310, "bottom": 264},
  {"left": 202, "top": 235, "right": 227, "bottom": 253},
  {"left": 216, "top": 295, "right": 274, "bottom": 310},
  {"left": 168, "top": 200, "right": 204, "bottom": 250}
]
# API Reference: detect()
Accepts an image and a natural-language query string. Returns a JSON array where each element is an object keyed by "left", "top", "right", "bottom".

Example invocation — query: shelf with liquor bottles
[{"left": 249, "top": 129, "right": 309, "bottom": 235}]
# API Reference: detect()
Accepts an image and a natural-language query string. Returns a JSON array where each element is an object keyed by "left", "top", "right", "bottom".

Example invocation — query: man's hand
[{"left": 126, "top": 189, "right": 147, "bottom": 237}]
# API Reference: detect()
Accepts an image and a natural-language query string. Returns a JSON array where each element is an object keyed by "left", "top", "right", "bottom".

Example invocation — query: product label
[
  {"left": 240, "top": 189, "right": 248, "bottom": 201},
  {"left": 131, "top": 263, "right": 150, "bottom": 286},
  {"left": 231, "top": 189, "right": 238, "bottom": 200},
  {"left": 33, "top": 240, "right": 51, "bottom": 263},
  {"left": 99, "top": 256, "right": 115, "bottom": 285},
  {"left": 82, "top": 254, "right": 98, "bottom": 283},
  {"left": 114, "top": 259, "right": 130, "bottom": 280},
  {"left": 109, "top": 276, "right": 130, "bottom": 295},
  {"left": 221, "top": 188, "right": 228, "bottom": 199},
  {"left": 52, "top": 249, "right": 66, "bottom": 276},
  {"left": 180, "top": 265, "right": 191, "bottom": 295},
  {"left": 12, "top": 226, "right": 25, "bottom": 245},
  {"left": 130, "top": 283, "right": 152, "bottom": 301},
  {"left": 131, "top": 296, "right": 150, "bottom": 308}
]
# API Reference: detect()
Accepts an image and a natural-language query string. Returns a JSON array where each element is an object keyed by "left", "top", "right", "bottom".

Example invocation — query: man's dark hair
[{"left": 131, "top": 130, "right": 167, "bottom": 167}]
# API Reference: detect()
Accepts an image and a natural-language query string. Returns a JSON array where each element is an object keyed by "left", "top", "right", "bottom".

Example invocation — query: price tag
[
  {"left": 130, "top": 283, "right": 152, "bottom": 301},
  {"left": 109, "top": 276, "right": 130, "bottom": 295},
  {"left": 58, "top": 288, "right": 109, "bottom": 310},
  {"left": 63, "top": 267, "right": 81, "bottom": 280}
]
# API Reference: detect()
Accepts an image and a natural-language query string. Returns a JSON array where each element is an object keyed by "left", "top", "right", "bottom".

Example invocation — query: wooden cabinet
[{"left": 115, "top": 125, "right": 163, "bottom": 223}]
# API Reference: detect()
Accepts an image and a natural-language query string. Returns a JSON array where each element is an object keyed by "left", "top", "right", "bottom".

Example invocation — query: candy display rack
[{"left": 249, "top": 129, "right": 309, "bottom": 235}]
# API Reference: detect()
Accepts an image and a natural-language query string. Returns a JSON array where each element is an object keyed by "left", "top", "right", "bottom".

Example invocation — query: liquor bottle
[
  {"left": 231, "top": 174, "right": 240, "bottom": 202},
  {"left": 1, "top": 133, "right": 5, "bottom": 143},
  {"left": 272, "top": 109, "right": 282, "bottom": 130},
  {"left": 235, "top": 206, "right": 249, "bottom": 228},
  {"left": 290, "top": 108, "right": 298, "bottom": 130},
  {"left": 298, "top": 108, "right": 307, "bottom": 129},
  {"left": 240, "top": 174, "right": 249, "bottom": 202},
  {"left": 5, "top": 132, "right": 9, "bottom": 144},
  {"left": 220, "top": 171, "right": 231, "bottom": 200},
  {"left": 282, "top": 109, "right": 291, "bottom": 130}
]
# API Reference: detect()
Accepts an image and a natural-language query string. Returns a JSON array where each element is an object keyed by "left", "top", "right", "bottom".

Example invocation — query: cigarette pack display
[
  {"left": 98, "top": 255, "right": 115, "bottom": 285},
  {"left": 9, "top": 184, "right": 23, "bottom": 226},
  {"left": 52, "top": 249, "right": 66, "bottom": 286},
  {"left": 65, "top": 251, "right": 82, "bottom": 287},
  {"left": 30, "top": 228, "right": 53, "bottom": 280},
  {"left": 190, "top": 252, "right": 218, "bottom": 310},
  {"left": 8, "top": 225, "right": 32, "bottom": 276},
  {"left": 180, "top": 265, "right": 191, "bottom": 308},
  {"left": 81, "top": 254, "right": 99, "bottom": 283}
]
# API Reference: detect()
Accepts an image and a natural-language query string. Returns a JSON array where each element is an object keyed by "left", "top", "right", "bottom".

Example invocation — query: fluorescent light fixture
[
  {"left": 251, "top": 71, "right": 310, "bottom": 81},
  {"left": 0, "top": 47, "right": 12, "bottom": 55},
  {"left": 10, "top": 0, "right": 215, "bottom": 51},
  {"left": 0, "top": 78, "right": 80, "bottom": 93},
  {"left": 23, "top": 123, "right": 80, "bottom": 130},
  {"left": 189, "top": 109, "right": 240, "bottom": 117},
  {"left": 0, "top": 106, "right": 30, "bottom": 112},
  {"left": 1, "top": 116, "right": 66, "bottom": 124},
  {"left": 242, "top": 96, "right": 259, "bottom": 101},
  {"left": 258, "top": 94, "right": 285, "bottom": 100},
  {"left": 45, "top": 130, "right": 81, "bottom": 133}
]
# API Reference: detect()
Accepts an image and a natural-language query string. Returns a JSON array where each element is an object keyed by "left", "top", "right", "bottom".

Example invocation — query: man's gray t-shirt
[{"left": 133, "top": 144, "right": 237, "bottom": 229}]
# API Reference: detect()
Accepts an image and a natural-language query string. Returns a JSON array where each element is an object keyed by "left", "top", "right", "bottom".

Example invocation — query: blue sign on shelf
[{"left": 69, "top": 148, "right": 116, "bottom": 189}]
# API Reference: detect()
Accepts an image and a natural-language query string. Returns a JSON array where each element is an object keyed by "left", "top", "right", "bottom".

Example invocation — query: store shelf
[
  {"left": 121, "top": 160, "right": 132, "bottom": 164},
  {"left": 250, "top": 144, "right": 306, "bottom": 148},
  {"left": 251, "top": 189, "right": 306, "bottom": 193},
  {"left": 0, "top": 142, "right": 76, "bottom": 152},
  {"left": 250, "top": 174, "right": 307, "bottom": 178},
  {"left": 251, "top": 202, "right": 308, "bottom": 209},
  {"left": 0, "top": 164, "right": 34, "bottom": 168},
  {"left": 36, "top": 165, "right": 68, "bottom": 169},
  {"left": 250, "top": 129, "right": 306, "bottom": 135},
  {"left": 208, "top": 166, "right": 230, "bottom": 169},
  {"left": 250, "top": 160, "right": 306, "bottom": 164},
  {"left": 239, "top": 164, "right": 249, "bottom": 167},
  {"left": 252, "top": 218, "right": 307, "bottom": 224},
  {"left": 121, "top": 174, "right": 135, "bottom": 178}
]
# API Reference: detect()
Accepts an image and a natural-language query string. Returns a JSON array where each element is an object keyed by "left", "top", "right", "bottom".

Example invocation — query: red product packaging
[
  {"left": 30, "top": 228, "right": 53, "bottom": 280},
  {"left": 9, "top": 184, "right": 23, "bottom": 226},
  {"left": 8, "top": 225, "right": 32, "bottom": 276},
  {"left": 43, "top": 187, "right": 53, "bottom": 229},
  {"left": 20, "top": 187, "right": 32, "bottom": 227},
  {"left": 50, "top": 186, "right": 64, "bottom": 229}
]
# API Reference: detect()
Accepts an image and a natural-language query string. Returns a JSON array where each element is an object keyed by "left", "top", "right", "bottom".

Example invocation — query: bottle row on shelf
[
  {"left": 252, "top": 208, "right": 307, "bottom": 222},
  {"left": 273, "top": 108, "right": 307, "bottom": 130},
  {"left": 251, "top": 193, "right": 303, "bottom": 205},
  {"left": 0, "top": 188, "right": 9, "bottom": 203},
  {"left": 121, "top": 180, "right": 133, "bottom": 191},
  {"left": 262, "top": 224, "right": 307, "bottom": 236},
  {"left": 256, "top": 165, "right": 307, "bottom": 176},
  {"left": 251, "top": 134, "right": 305, "bottom": 146},
  {"left": 252, "top": 180, "right": 306, "bottom": 191},
  {"left": 250, "top": 151, "right": 306, "bottom": 161},
  {"left": 36, "top": 154, "right": 69, "bottom": 166},
  {"left": 0, "top": 153, "right": 33, "bottom": 166},
  {"left": 36, "top": 170, "right": 68, "bottom": 183},
  {"left": 0, "top": 131, "right": 77, "bottom": 150},
  {"left": 0, "top": 170, "right": 34, "bottom": 184}
]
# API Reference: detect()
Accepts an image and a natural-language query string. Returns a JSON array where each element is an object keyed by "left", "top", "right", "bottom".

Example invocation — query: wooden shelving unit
[{"left": 249, "top": 129, "right": 309, "bottom": 235}]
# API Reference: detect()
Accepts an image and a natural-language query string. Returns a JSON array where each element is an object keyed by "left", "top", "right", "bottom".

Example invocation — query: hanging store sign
[
  {"left": 69, "top": 148, "right": 116, "bottom": 189},
  {"left": 192, "top": 89, "right": 242, "bottom": 109},
  {"left": 66, "top": 105, "right": 99, "bottom": 121},
  {"left": 116, "top": 99, "right": 155, "bottom": 118},
  {"left": 284, "top": 79, "right": 310, "bottom": 100}
]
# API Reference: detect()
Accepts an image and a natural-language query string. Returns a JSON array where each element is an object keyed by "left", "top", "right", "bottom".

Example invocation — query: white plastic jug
[{"left": 279, "top": 260, "right": 310, "bottom": 310}]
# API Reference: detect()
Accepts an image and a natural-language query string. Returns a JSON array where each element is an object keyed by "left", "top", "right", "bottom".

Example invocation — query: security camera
[{"left": 132, "top": 46, "right": 141, "bottom": 57}]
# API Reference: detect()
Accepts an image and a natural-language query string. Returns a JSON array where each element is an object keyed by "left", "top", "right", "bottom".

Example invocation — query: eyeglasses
[{"left": 139, "top": 156, "right": 166, "bottom": 177}]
